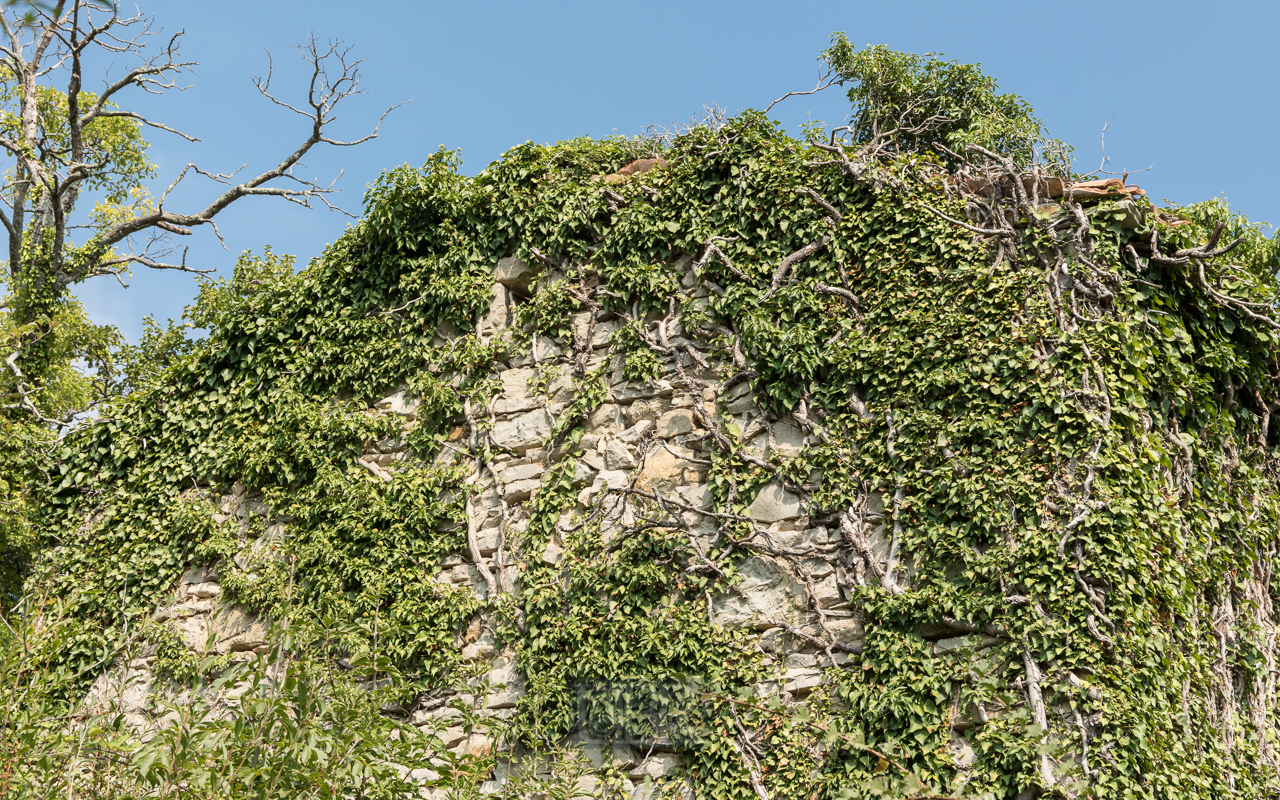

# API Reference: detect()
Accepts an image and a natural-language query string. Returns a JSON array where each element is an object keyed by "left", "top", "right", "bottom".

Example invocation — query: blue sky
[{"left": 74, "top": 0, "right": 1280, "bottom": 341}]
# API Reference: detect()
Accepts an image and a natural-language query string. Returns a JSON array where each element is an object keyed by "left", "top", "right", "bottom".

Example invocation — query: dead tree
[{"left": 0, "top": 0, "right": 395, "bottom": 423}]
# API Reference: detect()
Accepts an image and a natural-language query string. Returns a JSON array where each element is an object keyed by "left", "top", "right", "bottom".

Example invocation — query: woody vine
[{"left": 2, "top": 28, "right": 1279, "bottom": 800}]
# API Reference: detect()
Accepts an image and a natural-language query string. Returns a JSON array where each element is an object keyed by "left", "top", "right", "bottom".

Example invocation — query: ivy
[{"left": 11, "top": 40, "right": 1280, "bottom": 800}]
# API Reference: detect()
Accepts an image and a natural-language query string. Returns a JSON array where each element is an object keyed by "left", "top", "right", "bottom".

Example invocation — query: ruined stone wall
[{"left": 79, "top": 252, "right": 992, "bottom": 799}]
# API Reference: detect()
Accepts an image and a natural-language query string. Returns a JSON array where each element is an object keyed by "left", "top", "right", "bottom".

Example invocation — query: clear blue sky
[{"left": 77, "top": 0, "right": 1280, "bottom": 341}]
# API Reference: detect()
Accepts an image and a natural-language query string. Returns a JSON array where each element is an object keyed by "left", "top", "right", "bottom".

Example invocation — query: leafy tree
[
  {"left": 0, "top": 0, "right": 391, "bottom": 604},
  {"left": 819, "top": 32, "right": 1055, "bottom": 167}
]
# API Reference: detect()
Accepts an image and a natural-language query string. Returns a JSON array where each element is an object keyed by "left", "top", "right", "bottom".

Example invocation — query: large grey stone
[
  {"left": 496, "top": 461, "right": 543, "bottom": 483},
  {"left": 373, "top": 390, "right": 420, "bottom": 420},
  {"left": 610, "top": 380, "right": 674, "bottom": 402},
  {"left": 712, "top": 556, "right": 805, "bottom": 629},
  {"left": 500, "top": 367, "right": 536, "bottom": 401},
  {"left": 547, "top": 372, "right": 575, "bottom": 403},
  {"left": 477, "top": 284, "right": 511, "bottom": 340},
  {"left": 604, "top": 438, "right": 638, "bottom": 470},
  {"left": 573, "top": 459, "right": 598, "bottom": 487},
  {"left": 782, "top": 668, "right": 823, "bottom": 695},
  {"left": 494, "top": 255, "right": 537, "bottom": 294},
  {"left": 492, "top": 396, "right": 543, "bottom": 416},
  {"left": 635, "top": 444, "right": 702, "bottom": 493},
  {"left": 625, "top": 398, "right": 665, "bottom": 427},
  {"left": 591, "top": 319, "right": 623, "bottom": 348},
  {"left": 655, "top": 409, "right": 696, "bottom": 438},
  {"left": 824, "top": 616, "right": 864, "bottom": 647},
  {"left": 491, "top": 409, "right": 552, "bottom": 453},
  {"left": 618, "top": 419, "right": 655, "bottom": 444},
  {"left": 586, "top": 403, "right": 623, "bottom": 434},
  {"left": 628, "top": 754, "right": 679, "bottom": 781},
  {"left": 187, "top": 581, "right": 221, "bottom": 599},
  {"left": 935, "top": 633, "right": 1000, "bottom": 655},
  {"left": 748, "top": 483, "right": 803, "bottom": 523},
  {"left": 676, "top": 482, "right": 713, "bottom": 510},
  {"left": 475, "top": 525, "right": 500, "bottom": 556},
  {"left": 212, "top": 606, "right": 269, "bottom": 654},
  {"left": 531, "top": 335, "right": 563, "bottom": 362},
  {"left": 541, "top": 540, "right": 562, "bottom": 565},
  {"left": 502, "top": 478, "right": 540, "bottom": 503},
  {"left": 579, "top": 470, "right": 631, "bottom": 506},
  {"left": 751, "top": 420, "right": 806, "bottom": 458}
]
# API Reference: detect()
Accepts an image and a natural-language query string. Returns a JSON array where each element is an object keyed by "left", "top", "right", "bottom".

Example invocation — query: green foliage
[
  {"left": 0, "top": 599, "right": 442, "bottom": 799},
  {"left": 612, "top": 321, "right": 664, "bottom": 383},
  {"left": 822, "top": 33, "right": 1057, "bottom": 167},
  {"left": 0, "top": 68, "right": 155, "bottom": 204},
  {"left": 13, "top": 35, "right": 1280, "bottom": 800},
  {"left": 515, "top": 276, "right": 581, "bottom": 340}
]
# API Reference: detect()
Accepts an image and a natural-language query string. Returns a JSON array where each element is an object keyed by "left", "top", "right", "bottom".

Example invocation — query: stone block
[
  {"left": 951, "top": 732, "right": 977, "bottom": 768},
  {"left": 592, "top": 319, "right": 622, "bottom": 348},
  {"left": 492, "top": 396, "right": 543, "bottom": 416},
  {"left": 812, "top": 574, "right": 844, "bottom": 609},
  {"left": 457, "top": 734, "right": 493, "bottom": 758},
  {"left": 548, "top": 372, "right": 575, "bottom": 403},
  {"left": 495, "top": 255, "right": 537, "bottom": 294},
  {"left": 934, "top": 634, "right": 1000, "bottom": 655},
  {"left": 604, "top": 438, "right": 638, "bottom": 470},
  {"left": 462, "top": 631, "right": 497, "bottom": 662},
  {"left": 782, "top": 668, "right": 823, "bottom": 695},
  {"left": 500, "top": 367, "right": 536, "bottom": 401},
  {"left": 772, "top": 526, "right": 835, "bottom": 550},
  {"left": 712, "top": 556, "right": 805, "bottom": 629},
  {"left": 634, "top": 444, "right": 703, "bottom": 493},
  {"left": 180, "top": 564, "right": 216, "bottom": 585},
  {"left": 187, "top": 581, "right": 221, "bottom": 599},
  {"left": 375, "top": 390, "right": 420, "bottom": 420},
  {"left": 676, "top": 483, "right": 713, "bottom": 510},
  {"left": 491, "top": 409, "right": 552, "bottom": 453},
  {"left": 485, "top": 691, "right": 522, "bottom": 710},
  {"left": 502, "top": 478, "right": 540, "bottom": 503},
  {"left": 212, "top": 606, "right": 269, "bottom": 654},
  {"left": 581, "top": 450, "right": 607, "bottom": 473},
  {"left": 477, "top": 284, "right": 511, "bottom": 340},
  {"left": 532, "top": 335, "right": 562, "bottom": 362},
  {"left": 586, "top": 403, "right": 624, "bottom": 434},
  {"left": 542, "top": 540, "right": 562, "bottom": 565},
  {"left": 174, "top": 612, "right": 211, "bottom": 651},
  {"left": 573, "top": 460, "right": 598, "bottom": 487},
  {"left": 625, "top": 398, "right": 665, "bottom": 427},
  {"left": 723, "top": 386, "right": 755, "bottom": 414},
  {"left": 618, "top": 419, "right": 655, "bottom": 443},
  {"left": 611, "top": 380, "right": 674, "bottom": 402},
  {"left": 475, "top": 526, "right": 500, "bottom": 556},
  {"left": 748, "top": 483, "right": 802, "bottom": 523},
  {"left": 656, "top": 409, "right": 696, "bottom": 438},
  {"left": 628, "top": 753, "right": 679, "bottom": 781},
  {"left": 825, "top": 616, "right": 864, "bottom": 648},
  {"left": 750, "top": 420, "right": 806, "bottom": 458},
  {"left": 802, "top": 558, "right": 834, "bottom": 579},
  {"left": 498, "top": 461, "right": 543, "bottom": 483}
]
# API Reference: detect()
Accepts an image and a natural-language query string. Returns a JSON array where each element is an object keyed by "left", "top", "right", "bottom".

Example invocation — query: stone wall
[{"left": 83, "top": 253, "right": 987, "bottom": 799}]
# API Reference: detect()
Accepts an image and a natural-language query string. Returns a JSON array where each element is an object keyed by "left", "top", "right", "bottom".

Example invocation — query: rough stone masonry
[{"left": 83, "top": 252, "right": 990, "bottom": 798}]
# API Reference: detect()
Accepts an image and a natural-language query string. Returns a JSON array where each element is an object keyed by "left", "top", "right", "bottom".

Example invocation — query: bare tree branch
[{"left": 762, "top": 67, "right": 841, "bottom": 115}]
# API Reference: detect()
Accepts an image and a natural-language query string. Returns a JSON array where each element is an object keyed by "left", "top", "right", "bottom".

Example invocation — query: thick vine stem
[
  {"left": 762, "top": 235, "right": 832, "bottom": 299},
  {"left": 694, "top": 236, "right": 748, "bottom": 281},
  {"left": 1022, "top": 649, "right": 1058, "bottom": 790},
  {"left": 794, "top": 186, "right": 843, "bottom": 223}
]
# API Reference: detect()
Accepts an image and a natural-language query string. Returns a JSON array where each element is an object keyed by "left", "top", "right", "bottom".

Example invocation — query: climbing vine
[{"left": 9, "top": 34, "right": 1280, "bottom": 800}]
